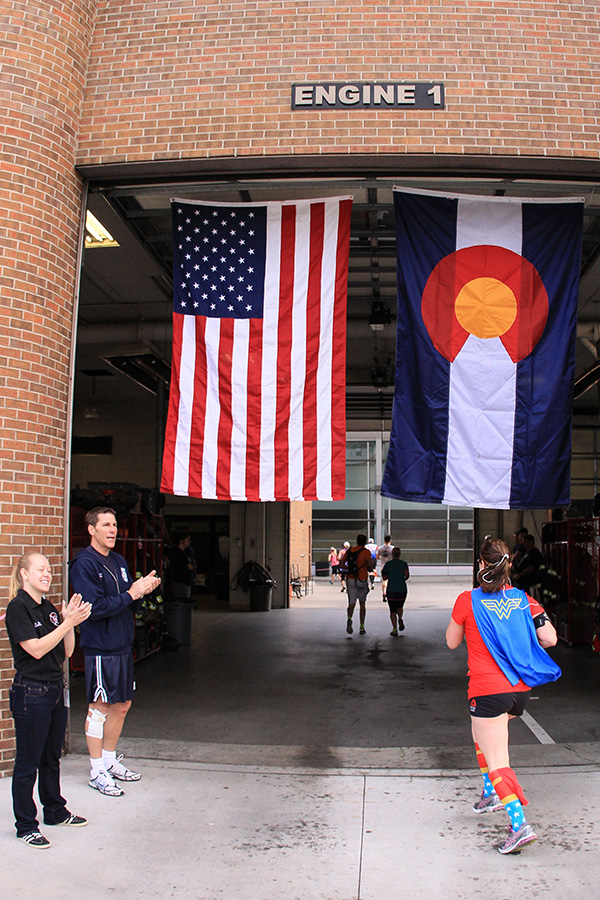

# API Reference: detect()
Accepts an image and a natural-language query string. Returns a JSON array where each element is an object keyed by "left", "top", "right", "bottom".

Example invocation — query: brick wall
[
  {"left": 0, "top": 0, "right": 97, "bottom": 774},
  {"left": 289, "top": 501, "right": 312, "bottom": 581},
  {"left": 77, "top": 0, "right": 600, "bottom": 166}
]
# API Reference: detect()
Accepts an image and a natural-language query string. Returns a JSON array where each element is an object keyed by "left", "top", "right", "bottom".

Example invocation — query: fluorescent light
[{"left": 85, "top": 211, "right": 119, "bottom": 248}]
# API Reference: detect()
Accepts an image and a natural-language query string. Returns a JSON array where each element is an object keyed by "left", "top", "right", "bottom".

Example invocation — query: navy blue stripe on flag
[
  {"left": 511, "top": 201, "right": 583, "bottom": 508},
  {"left": 382, "top": 191, "right": 457, "bottom": 503}
]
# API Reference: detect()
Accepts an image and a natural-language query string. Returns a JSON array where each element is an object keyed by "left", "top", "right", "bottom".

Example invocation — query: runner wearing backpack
[{"left": 339, "top": 534, "right": 374, "bottom": 635}]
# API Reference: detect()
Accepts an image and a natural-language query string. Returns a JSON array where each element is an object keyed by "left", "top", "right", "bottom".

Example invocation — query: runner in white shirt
[
  {"left": 365, "top": 537, "right": 378, "bottom": 586},
  {"left": 376, "top": 535, "right": 395, "bottom": 599}
]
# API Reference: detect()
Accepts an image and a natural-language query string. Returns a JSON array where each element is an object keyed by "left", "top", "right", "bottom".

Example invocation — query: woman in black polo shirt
[{"left": 5, "top": 551, "right": 92, "bottom": 848}]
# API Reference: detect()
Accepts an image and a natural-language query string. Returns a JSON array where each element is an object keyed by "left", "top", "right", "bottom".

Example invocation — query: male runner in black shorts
[{"left": 70, "top": 507, "right": 160, "bottom": 796}]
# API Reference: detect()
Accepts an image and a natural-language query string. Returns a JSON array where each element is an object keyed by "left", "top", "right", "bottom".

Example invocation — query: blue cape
[{"left": 471, "top": 587, "right": 561, "bottom": 688}]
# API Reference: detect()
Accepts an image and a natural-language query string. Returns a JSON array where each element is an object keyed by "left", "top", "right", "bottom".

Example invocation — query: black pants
[{"left": 10, "top": 674, "right": 68, "bottom": 836}]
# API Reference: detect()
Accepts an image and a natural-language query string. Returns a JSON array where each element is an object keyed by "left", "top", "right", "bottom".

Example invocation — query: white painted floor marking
[{"left": 521, "top": 709, "right": 555, "bottom": 744}]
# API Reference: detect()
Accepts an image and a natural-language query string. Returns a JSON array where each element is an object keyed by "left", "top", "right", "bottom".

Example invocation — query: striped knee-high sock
[
  {"left": 474, "top": 743, "right": 494, "bottom": 797},
  {"left": 489, "top": 767, "right": 529, "bottom": 831}
]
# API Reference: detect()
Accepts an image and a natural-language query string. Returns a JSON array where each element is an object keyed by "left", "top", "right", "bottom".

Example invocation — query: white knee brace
[{"left": 86, "top": 707, "right": 107, "bottom": 740}]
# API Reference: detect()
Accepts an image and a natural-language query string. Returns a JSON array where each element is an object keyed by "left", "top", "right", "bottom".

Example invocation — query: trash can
[
  {"left": 163, "top": 598, "right": 194, "bottom": 645},
  {"left": 249, "top": 580, "right": 274, "bottom": 611},
  {"left": 315, "top": 561, "right": 329, "bottom": 577}
]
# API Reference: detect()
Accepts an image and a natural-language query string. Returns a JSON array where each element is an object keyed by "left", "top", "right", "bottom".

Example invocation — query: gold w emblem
[{"left": 481, "top": 594, "right": 523, "bottom": 620}]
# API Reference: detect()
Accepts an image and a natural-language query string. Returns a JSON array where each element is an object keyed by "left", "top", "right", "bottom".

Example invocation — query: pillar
[{"left": 0, "top": 1, "right": 97, "bottom": 774}]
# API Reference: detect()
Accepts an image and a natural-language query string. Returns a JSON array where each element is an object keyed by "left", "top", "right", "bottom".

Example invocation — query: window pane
[
  {"left": 312, "top": 436, "right": 474, "bottom": 567},
  {"left": 346, "top": 461, "right": 368, "bottom": 490}
]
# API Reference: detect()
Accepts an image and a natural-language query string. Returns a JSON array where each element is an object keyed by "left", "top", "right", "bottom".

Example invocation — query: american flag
[{"left": 161, "top": 196, "right": 353, "bottom": 502}]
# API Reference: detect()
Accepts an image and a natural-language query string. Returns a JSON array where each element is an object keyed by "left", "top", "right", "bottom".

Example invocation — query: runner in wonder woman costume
[{"left": 446, "top": 538, "right": 560, "bottom": 854}]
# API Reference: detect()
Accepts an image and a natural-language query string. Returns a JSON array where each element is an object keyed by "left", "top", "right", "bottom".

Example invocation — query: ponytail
[
  {"left": 477, "top": 539, "right": 511, "bottom": 593},
  {"left": 9, "top": 552, "right": 39, "bottom": 601}
]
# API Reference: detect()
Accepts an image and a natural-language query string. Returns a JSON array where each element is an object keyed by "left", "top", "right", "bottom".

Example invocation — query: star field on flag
[{"left": 173, "top": 204, "right": 266, "bottom": 318}]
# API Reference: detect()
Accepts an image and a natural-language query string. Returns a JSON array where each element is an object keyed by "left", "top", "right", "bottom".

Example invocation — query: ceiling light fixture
[
  {"left": 85, "top": 210, "right": 119, "bottom": 248},
  {"left": 369, "top": 301, "right": 392, "bottom": 331}
]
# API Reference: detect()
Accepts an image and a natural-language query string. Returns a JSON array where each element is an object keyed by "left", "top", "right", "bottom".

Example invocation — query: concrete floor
[
  {"left": 1, "top": 755, "right": 598, "bottom": 900},
  {"left": 67, "top": 575, "right": 600, "bottom": 759},
  {"left": 3, "top": 576, "right": 600, "bottom": 898}
]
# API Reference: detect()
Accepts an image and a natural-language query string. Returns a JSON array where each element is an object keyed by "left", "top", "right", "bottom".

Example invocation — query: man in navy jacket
[{"left": 70, "top": 507, "right": 160, "bottom": 796}]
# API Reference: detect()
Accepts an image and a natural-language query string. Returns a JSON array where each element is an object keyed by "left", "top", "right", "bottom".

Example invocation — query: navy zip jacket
[{"left": 69, "top": 545, "right": 138, "bottom": 656}]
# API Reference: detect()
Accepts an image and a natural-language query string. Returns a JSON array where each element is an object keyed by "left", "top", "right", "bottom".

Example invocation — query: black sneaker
[
  {"left": 55, "top": 814, "right": 88, "bottom": 826},
  {"left": 398, "top": 618, "right": 405, "bottom": 631},
  {"left": 346, "top": 618, "right": 353, "bottom": 634},
  {"left": 20, "top": 831, "right": 51, "bottom": 849}
]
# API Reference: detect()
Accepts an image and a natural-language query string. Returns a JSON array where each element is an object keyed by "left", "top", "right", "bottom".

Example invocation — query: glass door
[{"left": 312, "top": 434, "right": 473, "bottom": 568}]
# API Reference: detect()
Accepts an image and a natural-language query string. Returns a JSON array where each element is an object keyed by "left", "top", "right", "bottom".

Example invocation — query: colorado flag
[{"left": 381, "top": 188, "right": 584, "bottom": 509}]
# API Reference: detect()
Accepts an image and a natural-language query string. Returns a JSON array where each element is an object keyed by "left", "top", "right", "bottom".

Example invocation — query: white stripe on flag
[
  {"left": 456, "top": 198, "right": 522, "bottom": 254},
  {"left": 229, "top": 318, "right": 250, "bottom": 501},
  {"left": 288, "top": 204, "right": 310, "bottom": 501},
  {"left": 259, "top": 204, "right": 282, "bottom": 501},
  {"left": 444, "top": 335, "right": 517, "bottom": 507},
  {"left": 315, "top": 201, "right": 339, "bottom": 501},
  {"left": 201, "top": 317, "right": 222, "bottom": 500},
  {"left": 173, "top": 316, "right": 196, "bottom": 495},
  {"left": 444, "top": 199, "right": 522, "bottom": 508}
]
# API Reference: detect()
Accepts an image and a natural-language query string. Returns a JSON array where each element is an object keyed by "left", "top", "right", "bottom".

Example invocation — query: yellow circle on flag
[{"left": 455, "top": 277, "right": 518, "bottom": 339}]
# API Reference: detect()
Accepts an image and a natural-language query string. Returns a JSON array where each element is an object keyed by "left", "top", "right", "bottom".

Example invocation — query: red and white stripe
[{"left": 161, "top": 196, "right": 352, "bottom": 502}]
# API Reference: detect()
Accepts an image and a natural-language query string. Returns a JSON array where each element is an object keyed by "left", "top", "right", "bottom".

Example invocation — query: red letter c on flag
[{"left": 421, "top": 245, "right": 549, "bottom": 363}]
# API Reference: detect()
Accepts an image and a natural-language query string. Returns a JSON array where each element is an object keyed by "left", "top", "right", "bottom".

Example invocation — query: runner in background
[
  {"left": 328, "top": 547, "right": 339, "bottom": 584},
  {"left": 381, "top": 547, "right": 409, "bottom": 636},
  {"left": 376, "top": 535, "right": 394, "bottom": 600},
  {"left": 338, "top": 541, "right": 350, "bottom": 593},
  {"left": 365, "top": 537, "right": 378, "bottom": 587}
]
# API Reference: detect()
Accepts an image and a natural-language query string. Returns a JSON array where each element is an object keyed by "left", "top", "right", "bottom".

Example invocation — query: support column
[
  {"left": 0, "top": 1, "right": 98, "bottom": 774},
  {"left": 228, "top": 502, "right": 289, "bottom": 610}
]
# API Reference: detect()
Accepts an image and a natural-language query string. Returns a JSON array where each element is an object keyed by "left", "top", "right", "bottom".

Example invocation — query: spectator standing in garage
[
  {"left": 169, "top": 532, "right": 196, "bottom": 599},
  {"left": 511, "top": 534, "right": 543, "bottom": 595},
  {"left": 69, "top": 507, "right": 160, "bottom": 797},
  {"left": 6, "top": 551, "right": 91, "bottom": 847}
]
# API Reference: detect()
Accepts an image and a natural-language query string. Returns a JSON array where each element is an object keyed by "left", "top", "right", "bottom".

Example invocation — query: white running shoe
[
  {"left": 89, "top": 769, "right": 125, "bottom": 796},
  {"left": 107, "top": 754, "right": 141, "bottom": 782}
]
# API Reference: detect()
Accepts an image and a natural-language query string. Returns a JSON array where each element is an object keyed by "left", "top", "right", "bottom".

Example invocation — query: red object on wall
[
  {"left": 540, "top": 517, "right": 598, "bottom": 645},
  {"left": 69, "top": 508, "right": 164, "bottom": 671}
]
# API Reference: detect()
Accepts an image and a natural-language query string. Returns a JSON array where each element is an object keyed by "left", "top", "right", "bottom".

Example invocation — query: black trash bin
[
  {"left": 249, "top": 580, "right": 274, "bottom": 611},
  {"left": 163, "top": 598, "right": 194, "bottom": 645}
]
